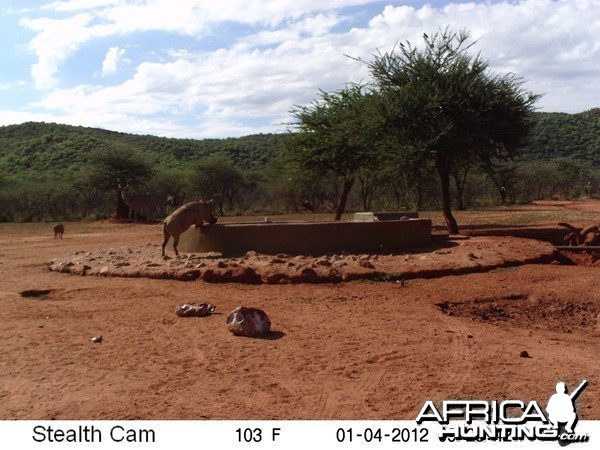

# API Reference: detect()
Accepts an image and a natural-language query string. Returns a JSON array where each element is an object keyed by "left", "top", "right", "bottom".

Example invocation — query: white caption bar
[{"left": 1, "top": 420, "right": 596, "bottom": 450}]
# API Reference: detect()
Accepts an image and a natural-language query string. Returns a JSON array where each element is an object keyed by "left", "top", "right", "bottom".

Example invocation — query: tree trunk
[
  {"left": 415, "top": 183, "right": 423, "bottom": 211},
  {"left": 115, "top": 190, "right": 130, "bottom": 220},
  {"left": 334, "top": 178, "right": 354, "bottom": 221},
  {"left": 453, "top": 172, "right": 467, "bottom": 211},
  {"left": 438, "top": 163, "right": 459, "bottom": 234},
  {"left": 454, "top": 175, "right": 465, "bottom": 211}
]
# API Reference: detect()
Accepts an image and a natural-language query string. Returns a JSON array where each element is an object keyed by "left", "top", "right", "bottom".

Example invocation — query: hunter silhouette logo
[
  {"left": 546, "top": 380, "right": 588, "bottom": 446},
  {"left": 416, "top": 380, "right": 590, "bottom": 444}
]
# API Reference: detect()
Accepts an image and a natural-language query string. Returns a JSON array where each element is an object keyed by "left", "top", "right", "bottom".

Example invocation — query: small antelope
[
  {"left": 119, "top": 183, "right": 167, "bottom": 221},
  {"left": 161, "top": 200, "right": 218, "bottom": 257},
  {"left": 53, "top": 223, "right": 64, "bottom": 239}
]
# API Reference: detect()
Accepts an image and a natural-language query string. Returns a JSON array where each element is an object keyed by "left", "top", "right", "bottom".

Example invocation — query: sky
[{"left": 0, "top": 0, "right": 598, "bottom": 139}]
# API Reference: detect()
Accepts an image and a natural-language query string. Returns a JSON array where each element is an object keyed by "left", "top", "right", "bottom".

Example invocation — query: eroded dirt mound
[
  {"left": 46, "top": 236, "right": 557, "bottom": 284},
  {"left": 437, "top": 293, "right": 599, "bottom": 332},
  {"left": 557, "top": 250, "right": 600, "bottom": 267}
]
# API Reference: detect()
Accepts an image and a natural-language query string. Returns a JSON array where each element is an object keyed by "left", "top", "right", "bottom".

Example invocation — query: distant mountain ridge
[
  {"left": 0, "top": 121, "right": 291, "bottom": 177},
  {"left": 1, "top": 108, "right": 598, "bottom": 177},
  {"left": 522, "top": 108, "right": 599, "bottom": 164}
]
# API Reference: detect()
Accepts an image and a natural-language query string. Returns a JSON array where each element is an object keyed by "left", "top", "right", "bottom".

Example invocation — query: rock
[
  {"left": 315, "top": 258, "right": 332, "bottom": 267},
  {"left": 176, "top": 303, "right": 216, "bottom": 317},
  {"left": 519, "top": 350, "right": 531, "bottom": 358},
  {"left": 226, "top": 306, "right": 271, "bottom": 337},
  {"left": 359, "top": 259, "right": 375, "bottom": 269},
  {"left": 231, "top": 267, "right": 262, "bottom": 284},
  {"left": 295, "top": 267, "right": 319, "bottom": 283},
  {"left": 91, "top": 336, "right": 103, "bottom": 343},
  {"left": 99, "top": 266, "right": 110, "bottom": 275},
  {"left": 264, "top": 272, "right": 287, "bottom": 284}
]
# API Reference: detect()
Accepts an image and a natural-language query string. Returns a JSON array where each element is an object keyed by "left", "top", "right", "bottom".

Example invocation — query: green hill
[
  {"left": 0, "top": 122, "right": 291, "bottom": 178},
  {"left": 1, "top": 109, "right": 598, "bottom": 180},
  {"left": 522, "top": 108, "right": 600, "bottom": 164}
]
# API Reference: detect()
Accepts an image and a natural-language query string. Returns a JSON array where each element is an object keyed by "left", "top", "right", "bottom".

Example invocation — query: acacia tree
[
  {"left": 193, "top": 155, "right": 245, "bottom": 215},
  {"left": 290, "top": 84, "right": 383, "bottom": 220},
  {"left": 368, "top": 28, "right": 539, "bottom": 233},
  {"left": 81, "top": 146, "right": 154, "bottom": 219}
]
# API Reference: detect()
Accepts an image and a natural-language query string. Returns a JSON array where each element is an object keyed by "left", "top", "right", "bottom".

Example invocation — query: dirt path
[{"left": 0, "top": 206, "right": 598, "bottom": 420}]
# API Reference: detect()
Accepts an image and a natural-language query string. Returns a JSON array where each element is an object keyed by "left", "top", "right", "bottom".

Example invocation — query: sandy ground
[{"left": 0, "top": 203, "right": 599, "bottom": 420}]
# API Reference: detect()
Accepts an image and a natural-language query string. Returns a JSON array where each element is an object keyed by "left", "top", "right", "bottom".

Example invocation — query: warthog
[
  {"left": 53, "top": 223, "right": 64, "bottom": 239},
  {"left": 161, "top": 201, "right": 218, "bottom": 257}
]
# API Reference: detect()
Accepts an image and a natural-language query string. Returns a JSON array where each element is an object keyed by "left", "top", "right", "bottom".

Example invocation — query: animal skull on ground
[{"left": 175, "top": 303, "right": 216, "bottom": 317}]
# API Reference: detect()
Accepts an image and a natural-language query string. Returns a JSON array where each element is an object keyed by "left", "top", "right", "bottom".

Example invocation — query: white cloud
[
  {"left": 42, "top": 0, "right": 124, "bottom": 12},
  {"left": 22, "top": 0, "right": 383, "bottom": 88},
  {"left": 9, "top": 0, "right": 600, "bottom": 138},
  {"left": 0, "top": 80, "right": 26, "bottom": 90},
  {"left": 21, "top": 12, "right": 116, "bottom": 88},
  {"left": 101, "top": 46, "right": 128, "bottom": 77}
]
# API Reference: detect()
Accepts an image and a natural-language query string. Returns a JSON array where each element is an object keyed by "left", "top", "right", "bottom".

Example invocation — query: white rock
[{"left": 226, "top": 306, "right": 271, "bottom": 337}]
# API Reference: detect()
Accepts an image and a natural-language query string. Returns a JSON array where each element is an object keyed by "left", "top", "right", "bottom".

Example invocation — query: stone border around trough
[{"left": 47, "top": 237, "right": 557, "bottom": 284}]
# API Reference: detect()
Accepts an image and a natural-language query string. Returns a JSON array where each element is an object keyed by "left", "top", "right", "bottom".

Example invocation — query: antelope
[{"left": 119, "top": 183, "right": 167, "bottom": 221}]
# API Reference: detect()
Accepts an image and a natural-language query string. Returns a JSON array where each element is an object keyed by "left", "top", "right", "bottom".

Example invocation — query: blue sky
[{"left": 0, "top": 0, "right": 598, "bottom": 138}]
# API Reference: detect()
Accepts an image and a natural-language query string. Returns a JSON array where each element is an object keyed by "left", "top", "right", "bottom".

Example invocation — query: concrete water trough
[{"left": 177, "top": 219, "right": 432, "bottom": 256}]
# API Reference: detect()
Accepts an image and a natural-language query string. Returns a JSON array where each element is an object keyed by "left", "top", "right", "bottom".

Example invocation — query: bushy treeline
[{"left": 0, "top": 109, "right": 598, "bottom": 222}]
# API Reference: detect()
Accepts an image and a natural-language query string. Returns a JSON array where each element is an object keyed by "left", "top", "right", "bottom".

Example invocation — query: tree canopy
[
  {"left": 81, "top": 146, "right": 155, "bottom": 219},
  {"left": 290, "top": 84, "right": 384, "bottom": 220},
  {"left": 368, "top": 28, "right": 540, "bottom": 233}
]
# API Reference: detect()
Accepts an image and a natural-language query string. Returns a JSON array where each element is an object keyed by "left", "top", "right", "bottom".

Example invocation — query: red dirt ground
[{"left": 0, "top": 201, "right": 598, "bottom": 420}]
